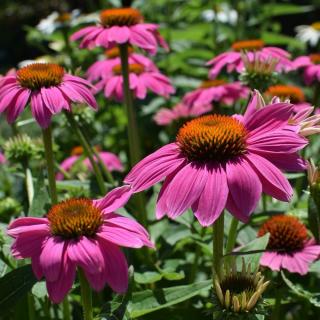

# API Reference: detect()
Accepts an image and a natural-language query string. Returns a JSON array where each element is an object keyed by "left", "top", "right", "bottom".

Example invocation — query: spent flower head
[
  {"left": 240, "top": 53, "right": 279, "bottom": 91},
  {"left": 4, "top": 134, "right": 38, "bottom": 164}
]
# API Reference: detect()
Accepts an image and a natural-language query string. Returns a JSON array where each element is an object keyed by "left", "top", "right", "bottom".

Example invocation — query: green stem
[
  {"left": 119, "top": 43, "right": 142, "bottom": 167},
  {"left": 42, "top": 126, "right": 58, "bottom": 204},
  {"left": 313, "top": 83, "right": 320, "bottom": 106},
  {"left": 65, "top": 112, "right": 107, "bottom": 194},
  {"left": 225, "top": 217, "right": 239, "bottom": 256},
  {"left": 272, "top": 280, "right": 282, "bottom": 319},
  {"left": 212, "top": 213, "right": 225, "bottom": 281},
  {"left": 62, "top": 297, "right": 71, "bottom": 320},
  {"left": 27, "top": 294, "right": 36, "bottom": 320},
  {"left": 79, "top": 269, "right": 93, "bottom": 320},
  {"left": 262, "top": 194, "right": 267, "bottom": 212}
]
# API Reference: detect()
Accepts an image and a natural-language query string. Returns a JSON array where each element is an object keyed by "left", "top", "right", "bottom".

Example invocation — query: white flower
[
  {"left": 36, "top": 9, "right": 99, "bottom": 35},
  {"left": 202, "top": 4, "right": 238, "bottom": 25},
  {"left": 295, "top": 22, "right": 320, "bottom": 47}
]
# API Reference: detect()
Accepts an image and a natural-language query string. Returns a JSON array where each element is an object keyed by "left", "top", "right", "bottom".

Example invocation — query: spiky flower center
[
  {"left": 100, "top": 8, "right": 143, "bottom": 27},
  {"left": 105, "top": 46, "right": 134, "bottom": 59},
  {"left": 220, "top": 273, "right": 256, "bottom": 301},
  {"left": 258, "top": 215, "right": 307, "bottom": 253},
  {"left": 176, "top": 115, "right": 247, "bottom": 162},
  {"left": 17, "top": 63, "right": 64, "bottom": 90},
  {"left": 200, "top": 79, "right": 226, "bottom": 88},
  {"left": 47, "top": 198, "right": 103, "bottom": 239},
  {"left": 310, "top": 53, "right": 320, "bottom": 65},
  {"left": 265, "top": 85, "right": 305, "bottom": 103},
  {"left": 232, "top": 39, "right": 265, "bottom": 52},
  {"left": 311, "top": 22, "right": 320, "bottom": 31},
  {"left": 71, "top": 146, "right": 84, "bottom": 156},
  {"left": 112, "top": 63, "right": 145, "bottom": 75}
]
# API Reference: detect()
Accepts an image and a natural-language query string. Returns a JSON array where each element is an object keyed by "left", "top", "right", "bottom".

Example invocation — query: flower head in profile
[
  {"left": 207, "top": 39, "right": 293, "bottom": 78},
  {"left": 124, "top": 91, "right": 307, "bottom": 226},
  {"left": 264, "top": 84, "right": 311, "bottom": 112},
  {"left": 56, "top": 146, "right": 123, "bottom": 180},
  {"left": 154, "top": 103, "right": 211, "bottom": 126},
  {"left": 0, "top": 63, "right": 97, "bottom": 128},
  {"left": 258, "top": 215, "right": 320, "bottom": 275},
  {"left": 183, "top": 79, "right": 249, "bottom": 109},
  {"left": 86, "top": 47, "right": 158, "bottom": 84},
  {"left": 98, "top": 63, "right": 174, "bottom": 101},
  {"left": 70, "top": 8, "right": 168, "bottom": 54},
  {"left": 293, "top": 54, "right": 320, "bottom": 85},
  {"left": 7, "top": 186, "right": 153, "bottom": 303},
  {"left": 295, "top": 22, "right": 320, "bottom": 47}
]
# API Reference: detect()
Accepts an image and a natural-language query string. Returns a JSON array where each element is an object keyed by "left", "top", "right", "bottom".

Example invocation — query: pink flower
[
  {"left": 98, "top": 63, "right": 174, "bottom": 101},
  {"left": 124, "top": 91, "right": 307, "bottom": 226},
  {"left": 258, "top": 215, "right": 320, "bottom": 275},
  {"left": 0, "top": 63, "right": 97, "bottom": 128},
  {"left": 86, "top": 47, "right": 158, "bottom": 83},
  {"left": 207, "top": 39, "right": 293, "bottom": 78},
  {"left": 183, "top": 80, "right": 249, "bottom": 108},
  {"left": 7, "top": 186, "right": 153, "bottom": 303},
  {"left": 0, "top": 152, "right": 5, "bottom": 164},
  {"left": 293, "top": 54, "right": 320, "bottom": 85},
  {"left": 70, "top": 8, "right": 168, "bottom": 55},
  {"left": 56, "top": 148, "right": 123, "bottom": 180},
  {"left": 154, "top": 103, "right": 211, "bottom": 126}
]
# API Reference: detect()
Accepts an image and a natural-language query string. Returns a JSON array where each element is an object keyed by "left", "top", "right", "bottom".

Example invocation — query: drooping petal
[
  {"left": 30, "top": 92, "right": 52, "bottom": 128},
  {"left": 67, "top": 237, "right": 104, "bottom": 274},
  {"left": 98, "top": 238, "right": 128, "bottom": 293},
  {"left": 192, "top": 163, "right": 228, "bottom": 226},
  {"left": 40, "top": 237, "right": 66, "bottom": 282},
  {"left": 259, "top": 252, "right": 283, "bottom": 271},
  {"left": 226, "top": 157, "right": 262, "bottom": 221},
  {"left": 164, "top": 162, "right": 208, "bottom": 219},
  {"left": 7, "top": 217, "right": 49, "bottom": 237},
  {"left": 245, "top": 153, "right": 293, "bottom": 202},
  {"left": 46, "top": 253, "right": 76, "bottom": 303},
  {"left": 6, "top": 89, "right": 30, "bottom": 123}
]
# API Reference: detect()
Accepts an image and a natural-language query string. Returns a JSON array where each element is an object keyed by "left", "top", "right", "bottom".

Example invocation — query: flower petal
[{"left": 192, "top": 163, "right": 228, "bottom": 226}]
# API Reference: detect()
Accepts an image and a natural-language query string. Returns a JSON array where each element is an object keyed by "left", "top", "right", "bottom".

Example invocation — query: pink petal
[
  {"left": 245, "top": 153, "right": 293, "bottom": 201},
  {"left": 41, "top": 87, "right": 68, "bottom": 113},
  {"left": 46, "top": 253, "right": 76, "bottom": 303},
  {"left": 260, "top": 252, "right": 283, "bottom": 271},
  {"left": 6, "top": 89, "right": 30, "bottom": 123},
  {"left": 124, "top": 143, "right": 186, "bottom": 193},
  {"left": 192, "top": 163, "right": 228, "bottom": 226},
  {"left": 8, "top": 217, "right": 49, "bottom": 237},
  {"left": 226, "top": 157, "right": 262, "bottom": 221},
  {"left": 67, "top": 237, "right": 104, "bottom": 274},
  {"left": 40, "top": 237, "right": 66, "bottom": 281},
  {"left": 108, "top": 26, "right": 130, "bottom": 43},
  {"left": 30, "top": 92, "right": 52, "bottom": 128},
  {"left": 165, "top": 162, "right": 208, "bottom": 219},
  {"left": 244, "top": 103, "right": 294, "bottom": 133},
  {"left": 98, "top": 238, "right": 128, "bottom": 293},
  {"left": 281, "top": 253, "right": 309, "bottom": 275},
  {"left": 70, "top": 26, "right": 98, "bottom": 41},
  {"left": 93, "top": 185, "right": 133, "bottom": 213},
  {"left": 11, "top": 233, "right": 48, "bottom": 258},
  {"left": 0, "top": 86, "right": 24, "bottom": 113}
]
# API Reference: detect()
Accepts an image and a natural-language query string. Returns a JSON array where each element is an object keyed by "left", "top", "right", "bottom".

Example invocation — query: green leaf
[
  {"left": 0, "top": 265, "right": 37, "bottom": 312},
  {"left": 262, "top": 4, "right": 313, "bottom": 17},
  {"left": 281, "top": 271, "right": 320, "bottom": 307},
  {"left": 31, "top": 281, "right": 47, "bottom": 299},
  {"left": 127, "top": 280, "right": 212, "bottom": 318},
  {"left": 233, "top": 233, "right": 270, "bottom": 271},
  {"left": 28, "top": 173, "right": 50, "bottom": 217},
  {"left": 134, "top": 272, "right": 162, "bottom": 284},
  {"left": 262, "top": 32, "right": 305, "bottom": 49}
]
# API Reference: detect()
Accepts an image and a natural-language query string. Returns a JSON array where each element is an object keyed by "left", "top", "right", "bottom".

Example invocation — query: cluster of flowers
[{"left": 1, "top": 6, "right": 320, "bottom": 317}]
